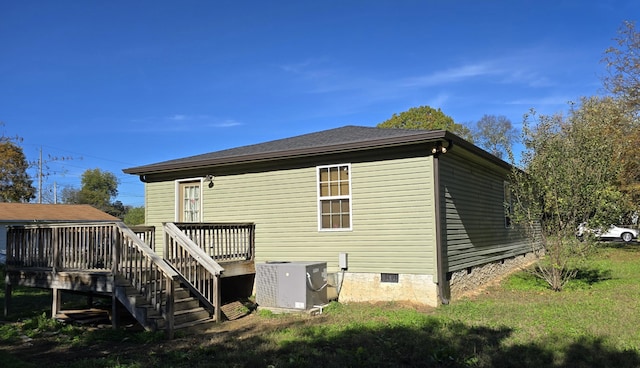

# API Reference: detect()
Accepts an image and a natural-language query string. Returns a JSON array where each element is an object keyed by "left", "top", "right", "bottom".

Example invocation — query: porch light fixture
[
  {"left": 431, "top": 140, "right": 452, "bottom": 155},
  {"left": 205, "top": 175, "right": 215, "bottom": 188}
]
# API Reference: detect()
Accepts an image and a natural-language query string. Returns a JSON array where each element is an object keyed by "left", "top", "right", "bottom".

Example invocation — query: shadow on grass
[
  {"left": 3, "top": 313, "right": 639, "bottom": 368},
  {"left": 1, "top": 266, "right": 639, "bottom": 368},
  {"left": 573, "top": 267, "right": 613, "bottom": 285},
  {"left": 505, "top": 266, "right": 612, "bottom": 291},
  {"left": 599, "top": 241, "right": 640, "bottom": 252}
]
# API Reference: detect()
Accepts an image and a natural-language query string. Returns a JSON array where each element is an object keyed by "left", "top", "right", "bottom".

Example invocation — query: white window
[
  {"left": 177, "top": 180, "right": 202, "bottom": 222},
  {"left": 317, "top": 164, "right": 352, "bottom": 231}
]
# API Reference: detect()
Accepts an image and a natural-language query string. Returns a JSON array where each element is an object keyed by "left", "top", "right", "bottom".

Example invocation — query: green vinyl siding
[
  {"left": 439, "top": 150, "right": 529, "bottom": 273},
  {"left": 144, "top": 155, "right": 438, "bottom": 275},
  {"left": 145, "top": 181, "right": 177, "bottom": 253}
]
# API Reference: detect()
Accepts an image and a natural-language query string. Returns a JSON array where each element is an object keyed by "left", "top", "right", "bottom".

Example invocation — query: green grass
[{"left": 1, "top": 244, "right": 640, "bottom": 367}]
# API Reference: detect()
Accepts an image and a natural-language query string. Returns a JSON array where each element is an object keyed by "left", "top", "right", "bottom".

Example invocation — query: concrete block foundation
[{"left": 336, "top": 272, "right": 439, "bottom": 307}]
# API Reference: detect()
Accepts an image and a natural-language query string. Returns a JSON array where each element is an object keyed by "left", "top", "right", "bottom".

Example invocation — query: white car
[{"left": 577, "top": 223, "right": 638, "bottom": 243}]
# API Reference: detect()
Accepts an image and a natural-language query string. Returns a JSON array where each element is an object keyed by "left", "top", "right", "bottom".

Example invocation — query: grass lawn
[{"left": 1, "top": 244, "right": 639, "bottom": 367}]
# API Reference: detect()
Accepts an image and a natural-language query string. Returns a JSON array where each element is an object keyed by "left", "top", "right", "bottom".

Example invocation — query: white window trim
[
  {"left": 174, "top": 177, "right": 205, "bottom": 222},
  {"left": 317, "top": 163, "right": 353, "bottom": 232}
]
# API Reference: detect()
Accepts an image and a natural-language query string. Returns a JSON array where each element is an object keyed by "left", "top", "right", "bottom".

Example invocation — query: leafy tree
[
  {"left": 60, "top": 186, "right": 81, "bottom": 204},
  {"left": 601, "top": 21, "right": 640, "bottom": 207},
  {"left": 0, "top": 133, "right": 36, "bottom": 202},
  {"left": 76, "top": 168, "right": 120, "bottom": 215},
  {"left": 473, "top": 114, "right": 518, "bottom": 159},
  {"left": 124, "top": 206, "right": 145, "bottom": 226},
  {"left": 62, "top": 169, "right": 137, "bottom": 220},
  {"left": 602, "top": 21, "right": 640, "bottom": 111},
  {"left": 575, "top": 97, "right": 639, "bottom": 215},
  {"left": 109, "top": 200, "right": 127, "bottom": 219},
  {"left": 377, "top": 105, "right": 474, "bottom": 141},
  {"left": 510, "top": 97, "right": 633, "bottom": 291},
  {"left": 618, "top": 127, "right": 640, "bottom": 208}
]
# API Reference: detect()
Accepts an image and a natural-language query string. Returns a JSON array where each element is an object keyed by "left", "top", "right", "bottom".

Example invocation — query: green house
[{"left": 124, "top": 125, "right": 533, "bottom": 306}]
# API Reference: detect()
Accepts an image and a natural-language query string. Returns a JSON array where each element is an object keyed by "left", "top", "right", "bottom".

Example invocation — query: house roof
[
  {"left": 123, "top": 125, "right": 508, "bottom": 178},
  {"left": 0, "top": 203, "right": 120, "bottom": 222}
]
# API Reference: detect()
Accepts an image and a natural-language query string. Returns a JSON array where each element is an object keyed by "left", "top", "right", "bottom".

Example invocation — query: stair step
[
  {"left": 156, "top": 312, "right": 214, "bottom": 329},
  {"left": 175, "top": 317, "right": 219, "bottom": 333},
  {"left": 116, "top": 274, "right": 220, "bottom": 335},
  {"left": 175, "top": 308, "right": 211, "bottom": 324}
]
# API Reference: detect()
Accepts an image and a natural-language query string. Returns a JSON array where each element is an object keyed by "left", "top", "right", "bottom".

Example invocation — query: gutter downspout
[{"left": 433, "top": 141, "right": 451, "bottom": 305}]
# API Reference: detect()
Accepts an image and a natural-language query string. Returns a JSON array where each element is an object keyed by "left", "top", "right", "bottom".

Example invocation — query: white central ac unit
[{"left": 256, "top": 261, "right": 328, "bottom": 310}]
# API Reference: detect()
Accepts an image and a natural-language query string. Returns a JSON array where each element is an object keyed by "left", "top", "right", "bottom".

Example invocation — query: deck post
[
  {"left": 4, "top": 276, "right": 11, "bottom": 317},
  {"left": 165, "top": 278, "right": 175, "bottom": 339},
  {"left": 163, "top": 223, "right": 169, "bottom": 260},
  {"left": 51, "top": 288, "right": 61, "bottom": 318},
  {"left": 214, "top": 274, "right": 221, "bottom": 322},
  {"left": 111, "top": 225, "right": 121, "bottom": 329},
  {"left": 52, "top": 227, "right": 60, "bottom": 272}
]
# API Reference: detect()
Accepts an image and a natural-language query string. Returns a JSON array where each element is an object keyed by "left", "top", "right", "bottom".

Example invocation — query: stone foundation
[
  {"left": 450, "top": 252, "right": 538, "bottom": 300},
  {"left": 336, "top": 272, "right": 439, "bottom": 307}
]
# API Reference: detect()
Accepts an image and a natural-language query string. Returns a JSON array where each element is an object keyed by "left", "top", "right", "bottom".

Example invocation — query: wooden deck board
[
  {"left": 56, "top": 308, "right": 111, "bottom": 325},
  {"left": 6, "top": 268, "right": 114, "bottom": 293}
]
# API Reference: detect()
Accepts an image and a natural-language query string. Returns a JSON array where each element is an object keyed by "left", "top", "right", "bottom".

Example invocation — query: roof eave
[{"left": 123, "top": 130, "right": 454, "bottom": 177}]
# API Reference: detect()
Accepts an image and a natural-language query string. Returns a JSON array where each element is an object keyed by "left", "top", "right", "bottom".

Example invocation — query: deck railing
[
  {"left": 7, "top": 223, "right": 116, "bottom": 271},
  {"left": 164, "top": 222, "right": 225, "bottom": 321},
  {"left": 6, "top": 222, "right": 179, "bottom": 338},
  {"left": 114, "top": 222, "right": 179, "bottom": 337},
  {"left": 6, "top": 221, "right": 256, "bottom": 338},
  {"left": 130, "top": 225, "right": 156, "bottom": 250},
  {"left": 174, "top": 222, "right": 255, "bottom": 262},
  {"left": 6, "top": 225, "right": 53, "bottom": 268}
]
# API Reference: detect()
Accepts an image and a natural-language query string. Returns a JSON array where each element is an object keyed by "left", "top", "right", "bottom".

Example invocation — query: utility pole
[
  {"left": 36, "top": 147, "right": 73, "bottom": 204},
  {"left": 38, "top": 147, "right": 43, "bottom": 203}
]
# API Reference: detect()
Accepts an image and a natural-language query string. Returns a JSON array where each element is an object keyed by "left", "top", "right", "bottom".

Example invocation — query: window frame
[
  {"left": 317, "top": 163, "right": 353, "bottom": 232},
  {"left": 175, "top": 178, "right": 204, "bottom": 222}
]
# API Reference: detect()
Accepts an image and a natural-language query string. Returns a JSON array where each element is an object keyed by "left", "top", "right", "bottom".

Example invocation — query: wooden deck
[{"left": 4, "top": 221, "right": 256, "bottom": 338}]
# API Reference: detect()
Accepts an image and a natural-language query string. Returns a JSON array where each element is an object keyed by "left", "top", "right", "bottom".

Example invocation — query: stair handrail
[
  {"left": 163, "top": 223, "right": 225, "bottom": 275},
  {"left": 163, "top": 222, "right": 224, "bottom": 321},
  {"left": 114, "top": 222, "right": 179, "bottom": 338},
  {"left": 115, "top": 222, "right": 179, "bottom": 277}
]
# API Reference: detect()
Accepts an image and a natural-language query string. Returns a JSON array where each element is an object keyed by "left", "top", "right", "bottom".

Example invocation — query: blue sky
[{"left": 1, "top": 1, "right": 637, "bottom": 207}]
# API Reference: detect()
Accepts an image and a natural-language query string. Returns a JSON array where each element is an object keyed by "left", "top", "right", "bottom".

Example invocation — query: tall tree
[
  {"left": 473, "top": 114, "right": 518, "bottom": 159},
  {"left": 377, "top": 105, "right": 474, "bottom": 141},
  {"left": 0, "top": 133, "right": 36, "bottom": 202},
  {"left": 510, "top": 97, "right": 633, "bottom": 291},
  {"left": 60, "top": 185, "right": 81, "bottom": 204},
  {"left": 601, "top": 21, "right": 640, "bottom": 207},
  {"left": 574, "top": 96, "right": 639, "bottom": 213},
  {"left": 602, "top": 21, "right": 640, "bottom": 111},
  {"left": 124, "top": 206, "right": 145, "bottom": 226},
  {"left": 77, "top": 168, "right": 119, "bottom": 214}
]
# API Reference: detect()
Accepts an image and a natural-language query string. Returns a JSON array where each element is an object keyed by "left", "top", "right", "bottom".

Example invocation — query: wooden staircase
[
  {"left": 114, "top": 277, "right": 218, "bottom": 334},
  {"left": 4, "top": 221, "right": 256, "bottom": 338}
]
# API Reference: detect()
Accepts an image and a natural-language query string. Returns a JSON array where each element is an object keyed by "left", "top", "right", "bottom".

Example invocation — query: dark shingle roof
[{"left": 123, "top": 125, "right": 498, "bottom": 177}]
